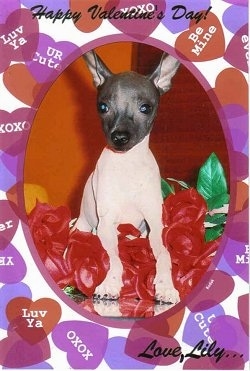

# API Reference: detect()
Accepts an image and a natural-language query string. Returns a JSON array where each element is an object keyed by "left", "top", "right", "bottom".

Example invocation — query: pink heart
[
  {"left": 0, "top": 331, "right": 50, "bottom": 368},
  {"left": 224, "top": 24, "right": 248, "bottom": 72},
  {"left": 106, "top": 0, "right": 166, "bottom": 40}
]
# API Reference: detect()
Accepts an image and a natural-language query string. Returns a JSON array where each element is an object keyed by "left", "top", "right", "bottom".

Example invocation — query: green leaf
[
  {"left": 205, "top": 213, "right": 227, "bottom": 225},
  {"left": 167, "top": 178, "right": 190, "bottom": 190},
  {"left": 207, "top": 193, "right": 230, "bottom": 210},
  {"left": 197, "top": 153, "right": 228, "bottom": 200},
  {"left": 205, "top": 224, "right": 224, "bottom": 242},
  {"left": 161, "top": 178, "right": 174, "bottom": 198}
]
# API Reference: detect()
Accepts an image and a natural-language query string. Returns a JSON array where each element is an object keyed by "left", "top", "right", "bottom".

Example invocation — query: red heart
[
  {"left": 6, "top": 297, "right": 61, "bottom": 344},
  {"left": 211, "top": 68, "right": 248, "bottom": 111},
  {"left": 175, "top": 11, "right": 225, "bottom": 61},
  {"left": 3, "top": 64, "right": 43, "bottom": 107}
]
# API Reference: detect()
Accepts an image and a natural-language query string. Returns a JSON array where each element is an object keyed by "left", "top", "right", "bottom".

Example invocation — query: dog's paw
[
  {"left": 94, "top": 276, "right": 122, "bottom": 300},
  {"left": 155, "top": 283, "right": 180, "bottom": 304}
]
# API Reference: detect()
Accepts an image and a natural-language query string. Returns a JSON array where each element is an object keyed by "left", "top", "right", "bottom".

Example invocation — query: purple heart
[
  {"left": 226, "top": 110, "right": 248, "bottom": 152},
  {"left": 0, "top": 0, "right": 20, "bottom": 23},
  {"left": 222, "top": 5, "right": 248, "bottom": 33},
  {"left": 0, "top": 108, "right": 36, "bottom": 155},
  {"left": 52, "top": 320, "right": 108, "bottom": 369},
  {"left": 22, "top": 0, "right": 69, "bottom": 13},
  {"left": 0, "top": 157, "right": 16, "bottom": 191},
  {"left": 183, "top": 304, "right": 225, "bottom": 347},
  {"left": 0, "top": 152, "right": 19, "bottom": 178},
  {"left": 0, "top": 9, "right": 39, "bottom": 73},
  {"left": 224, "top": 24, "right": 248, "bottom": 72},
  {"left": 0, "top": 200, "right": 19, "bottom": 249},
  {"left": 187, "top": 270, "right": 234, "bottom": 312},
  {"left": 222, "top": 237, "right": 248, "bottom": 282},
  {"left": 0, "top": 282, "right": 32, "bottom": 329},
  {"left": 105, "top": 336, "right": 155, "bottom": 369},
  {"left": 0, "top": 331, "right": 50, "bottom": 368},
  {"left": 106, "top": 0, "right": 166, "bottom": 40},
  {"left": 209, "top": 315, "right": 249, "bottom": 362},
  {"left": 26, "top": 33, "right": 79, "bottom": 83},
  {"left": 162, "top": 0, "right": 211, "bottom": 34},
  {"left": 0, "top": 243, "right": 27, "bottom": 283}
]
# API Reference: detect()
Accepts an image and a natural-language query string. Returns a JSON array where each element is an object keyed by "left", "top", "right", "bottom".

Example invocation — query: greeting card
[{"left": 0, "top": 1, "right": 248, "bottom": 370}]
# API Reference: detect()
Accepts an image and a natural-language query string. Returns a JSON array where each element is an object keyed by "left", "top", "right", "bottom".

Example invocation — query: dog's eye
[
  {"left": 98, "top": 102, "right": 109, "bottom": 113},
  {"left": 139, "top": 104, "right": 152, "bottom": 114}
]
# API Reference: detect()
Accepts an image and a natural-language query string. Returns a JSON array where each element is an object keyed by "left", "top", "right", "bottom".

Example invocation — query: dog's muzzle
[{"left": 111, "top": 130, "right": 130, "bottom": 147}]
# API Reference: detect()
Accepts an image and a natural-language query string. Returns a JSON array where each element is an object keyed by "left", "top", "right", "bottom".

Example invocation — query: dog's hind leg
[{"left": 74, "top": 174, "right": 98, "bottom": 232}]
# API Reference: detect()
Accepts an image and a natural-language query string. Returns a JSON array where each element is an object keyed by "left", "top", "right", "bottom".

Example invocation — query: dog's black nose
[{"left": 111, "top": 131, "right": 130, "bottom": 146}]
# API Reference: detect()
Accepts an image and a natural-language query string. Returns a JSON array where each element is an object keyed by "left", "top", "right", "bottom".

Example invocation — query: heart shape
[
  {"left": 25, "top": 33, "right": 79, "bottom": 83},
  {"left": 209, "top": 315, "right": 249, "bottom": 361},
  {"left": 0, "top": 331, "right": 50, "bottom": 368},
  {"left": 0, "top": 200, "right": 19, "bottom": 249},
  {"left": 211, "top": 67, "right": 248, "bottom": 111},
  {"left": 224, "top": 24, "right": 248, "bottom": 72},
  {"left": 6, "top": 297, "right": 61, "bottom": 344},
  {"left": 161, "top": 0, "right": 211, "bottom": 34},
  {"left": 70, "top": 0, "right": 104, "bottom": 32},
  {"left": 237, "top": 294, "right": 249, "bottom": 336},
  {"left": 175, "top": 11, "right": 225, "bottom": 61},
  {"left": 3, "top": 64, "right": 43, "bottom": 107},
  {"left": 126, "top": 325, "right": 181, "bottom": 366},
  {"left": 106, "top": 0, "right": 166, "bottom": 40},
  {"left": 52, "top": 320, "right": 108, "bottom": 369},
  {"left": 186, "top": 270, "right": 234, "bottom": 312},
  {"left": 182, "top": 303, "right": 225, "bottom": 347},
  {"left": 222, "top": 236, "right": 248, "bottom": 282},
  {"left": 0, "top": 283, "right": 31, "bottom": 330},
  {"left": 0, "top": 108, "right": 36, "bottom": 155},
  {"left": 0, "top": 243, "right": 27, "bottom": 283},
  {"left": 105, "top": 337, "right": 155, "bottom": 369},
  {"left": 222, "top": 4, "right": 248, "bottom": 33},
  {"left": 0, "top": 8, "right": 39, "bottom": 73}
]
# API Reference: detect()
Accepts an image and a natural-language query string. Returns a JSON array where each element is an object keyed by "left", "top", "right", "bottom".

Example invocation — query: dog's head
[{"left": 83, "top": 50, "right": 180, "bottom": 152}]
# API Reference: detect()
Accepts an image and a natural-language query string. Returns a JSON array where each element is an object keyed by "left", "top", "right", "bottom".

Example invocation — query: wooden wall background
[{"left": 24, "top": 42, "right": 229, "bottom": 217}]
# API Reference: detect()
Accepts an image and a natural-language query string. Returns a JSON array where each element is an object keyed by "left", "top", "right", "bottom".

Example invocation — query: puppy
[{"left": 75, "top": 50, "right": 180, "bottom": 304}]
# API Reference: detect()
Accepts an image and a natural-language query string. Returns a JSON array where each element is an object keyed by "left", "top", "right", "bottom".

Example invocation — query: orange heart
[
  {"left": 3, "top": 64, "right": 43, "bottom": 107},
  {"left": 70, "top": 0, "right": 103, "bottom": 32},
  {"left": 212, "top": 68, "right": 248, "bottom": 111},
  {"left": 175, "top": 11, "right": 225, "bottom": 62},
  {"left": 6, "top": 297, "right": 61, "bottom": 344}
]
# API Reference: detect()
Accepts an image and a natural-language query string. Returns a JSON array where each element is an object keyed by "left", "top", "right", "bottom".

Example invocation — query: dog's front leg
[
  {"left": 147, "top": 215, "right": 180, "bottom": 304},
  {"left": 94, "top": 219, "right": 123, "bottom": 300}
]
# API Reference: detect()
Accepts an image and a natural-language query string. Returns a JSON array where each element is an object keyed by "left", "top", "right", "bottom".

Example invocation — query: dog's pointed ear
[
  {"left": 83, "top": 50, "right": 112, "bottom": 87},
  {"left": 149, "top": 53, "right": 180, "bottom": 95}
]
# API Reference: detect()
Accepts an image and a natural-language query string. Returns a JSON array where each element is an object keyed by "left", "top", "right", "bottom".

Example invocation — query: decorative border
[{"left": 0, "top": 1, "right": 248, "bottom": 369}]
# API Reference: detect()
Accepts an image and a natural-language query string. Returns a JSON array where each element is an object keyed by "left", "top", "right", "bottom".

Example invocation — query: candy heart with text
[
  {"left": 6, "top": 297, "right": 61, "bottom": 344},
  {"left": 175, "top": 11, "right": 225, "bottom": 61}
]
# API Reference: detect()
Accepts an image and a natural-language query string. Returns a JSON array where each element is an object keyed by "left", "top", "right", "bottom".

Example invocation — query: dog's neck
[{"left": 106, "top": 134, "right": 150, "bottom": 156}]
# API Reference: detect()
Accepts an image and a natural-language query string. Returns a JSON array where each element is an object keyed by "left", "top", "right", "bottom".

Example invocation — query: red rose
[
  {"left": 28, "top": 202, "right": 71, "bottom": 284},
  {"left": 28, "top": 202, "right": 71, "bottom": 258},
  {"left": 65, "top": 230, "right": 109, "bottom": 297},
  {"left": 118, "top": 227, "right": 156, "bottom": 300},
  {"left": 163, "top": 223, "right": 205, "bottom": 259},
  {"left": 163, "top": 188, "right": 207, "bottom": 227}
]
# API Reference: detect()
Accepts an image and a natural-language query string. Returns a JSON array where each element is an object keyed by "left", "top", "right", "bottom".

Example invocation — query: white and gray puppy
[{"left": 75, "top": 50, "right": 180, "bottom": 304}]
